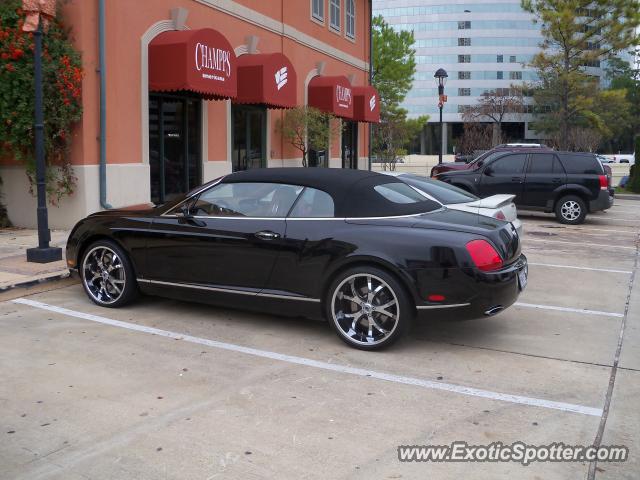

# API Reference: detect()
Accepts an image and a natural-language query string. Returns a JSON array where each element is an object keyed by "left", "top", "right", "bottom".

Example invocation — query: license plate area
[{"left": 518, "top": 263, "right": 528, "bottom": 291}]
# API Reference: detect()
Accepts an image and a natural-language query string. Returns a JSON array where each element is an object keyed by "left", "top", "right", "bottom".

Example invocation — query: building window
[
  {"left": 497, "top": 54, "right": 503, "bottom": 63},
  {"left": 509, "top": 71, "right": 523, "bottom": 80},
  {"left": 509, "top": 55, "right": 517, "bottom": 63},
  {"left": 458, "top": 21, "right": 471, "bottom": 29},
  {"left": 457, "top": 105, "right": 471, "bottom": 113},
  {"left": 497, "top": 71, "right": 503, "bottom": 79},
  {"left": 458, "top": 71, "right": 471, "bottom": 80},
  {"left": 312, "top": 0, "right": 324, "bottom": 22},
  {"left": 458, "top": 88, "right": 471, "bottom": 96},
  {"left": 330, "top": 0, "right": 341, "bottom": 31},
  {"left": 345, "top": 0, "right": 355, "bottom": 38},
  {"left": 458, "top": 37, "right": 471, "bottom": 46},
  {"left": 458, "top": 54, "right": 471, "bottom": 63}
]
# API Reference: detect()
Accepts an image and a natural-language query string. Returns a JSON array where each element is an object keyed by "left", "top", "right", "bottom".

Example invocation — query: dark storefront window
[
  {"left": 149, "top": 94, "right": 202, "bottom": 204},
  {"left": 232, "top": 105, "right": 266, "bottom": 171},
  {"left": 342, "top": 121, "right": 358, "bottom": 169},
  {"left": 309, "top": 116, "right": 329, "bottom": 168}
]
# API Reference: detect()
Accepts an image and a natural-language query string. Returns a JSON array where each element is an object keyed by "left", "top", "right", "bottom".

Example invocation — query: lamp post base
[{"left": 26, "top": 247, "right": 63, "bottom": 263}]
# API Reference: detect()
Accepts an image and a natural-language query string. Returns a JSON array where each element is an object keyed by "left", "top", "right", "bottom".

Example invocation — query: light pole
[
  {"left": 434, "top": 68, "right": 448, "bottom": 164},
  {"left": 23, "top": 1, "right": 62, "bottom": 263}
]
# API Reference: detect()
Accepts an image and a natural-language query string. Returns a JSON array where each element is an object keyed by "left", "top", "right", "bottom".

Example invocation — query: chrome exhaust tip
[{"left": 484, "top": 305, "right": 504, "bottom": 316}]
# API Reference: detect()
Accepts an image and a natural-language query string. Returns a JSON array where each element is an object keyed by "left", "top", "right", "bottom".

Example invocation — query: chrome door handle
[{"left": 255, "top": 231, "right": 280, "bottom": 240}]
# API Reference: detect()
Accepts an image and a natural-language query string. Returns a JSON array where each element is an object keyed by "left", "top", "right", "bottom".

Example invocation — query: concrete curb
[
  {"left": 0, "top": 270, "right": 73, "bottom": 293},
  {"left": 617, "top": 194, "right": 640, "bottom": 201}
]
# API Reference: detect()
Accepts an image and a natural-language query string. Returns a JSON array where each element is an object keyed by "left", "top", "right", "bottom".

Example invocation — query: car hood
[{"left": 88, "top": 203, "right": 157, "bottom": 217}]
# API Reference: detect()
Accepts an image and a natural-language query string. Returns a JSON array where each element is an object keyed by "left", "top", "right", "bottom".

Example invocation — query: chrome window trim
[
  {"left": 137, "top": 278, "right": 320, "bottom": 302},
  {"left": 161, "top": 178, "right": 224, "bottom": 216},
  {"left": 416, "top": 303, "right": 470, "bottom": 310},
  {"left": 158, "top": 211, "right": 440, "bottom": 221}
]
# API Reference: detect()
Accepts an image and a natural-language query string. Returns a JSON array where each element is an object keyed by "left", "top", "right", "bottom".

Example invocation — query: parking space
[{"left": 1, "top": 199, "right": 638, "bottom": 479}]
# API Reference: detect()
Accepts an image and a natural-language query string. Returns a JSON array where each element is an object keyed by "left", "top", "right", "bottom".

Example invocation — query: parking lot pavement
[{"left": 1, "top": 200, "right": 638, "bottom": 479}]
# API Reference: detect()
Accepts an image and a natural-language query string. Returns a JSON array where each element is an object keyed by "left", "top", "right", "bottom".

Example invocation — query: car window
[
  {"left": 558, "top": 154, "right": 602, "bottom": 174},
  {"left": 191, "top": 182, "right": 302, "bottom": 217},
  {"left": 488, "top": 154, "right": 527, "bottom": 174},
  {"left": 374, "top": 183, "right": 429, "bottom": 204},
  {"left": 402, "top": 175, "right": 478, "bottom": 204},
  {"left": 289, "top": 187, "right": 335, "bottom": 218},
  {"left": 527, "top": 153, "right": 563, "bottom": 174}
]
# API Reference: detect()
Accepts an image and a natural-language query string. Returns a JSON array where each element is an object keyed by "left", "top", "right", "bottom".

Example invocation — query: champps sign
[
  {"left": 336, "top": 85, "right": 352, "bottom": 109},
  {"left": 369, "top": 95, "right": 377, "bottom": 112},
  {"left": 195, "top": 42, "right": 231, "bottom": 82},
  {"left": 275, "top": 66, "right": 288, "bottom": 91}
]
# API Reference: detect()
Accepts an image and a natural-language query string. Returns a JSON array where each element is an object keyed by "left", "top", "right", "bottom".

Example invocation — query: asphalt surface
[{"left": 1, "top": 200, "right": 638, "bottom": 480}]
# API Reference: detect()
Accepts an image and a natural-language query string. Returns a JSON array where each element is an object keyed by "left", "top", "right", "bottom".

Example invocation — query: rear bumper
[
  {"left": 416, "top": 254, "right": 527, "bottom": 321},
  {"left": 590, "top": 189, "right": 614, "bottom": 212}
]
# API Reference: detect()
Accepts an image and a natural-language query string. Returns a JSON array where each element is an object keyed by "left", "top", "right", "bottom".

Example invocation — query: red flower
[
  {"left": 0, "top": 52, "right": 9, "bottom": 60},
  {"left": 11, "top": 48, "right": 23, "bottom": 60},
  {"left": 5, "top": 63, "right": 15, "bottom": 72}
]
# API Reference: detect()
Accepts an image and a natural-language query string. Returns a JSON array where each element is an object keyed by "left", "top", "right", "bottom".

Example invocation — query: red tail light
[
  {"left": 466, "top": 240, "right": 503, "bottom": 272},
  {"left": 599, "top": 175, "right": 608, "bottom": 189},
  {"left": 494, "top": 210, "right": 506, "bottom": 220}
]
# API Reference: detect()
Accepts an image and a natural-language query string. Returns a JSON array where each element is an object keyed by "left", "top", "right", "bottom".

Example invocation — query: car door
[
  {"left": 477, "top": 153, "right": 527, "bottom": 203},
  {"left": 523, "top": 153, "right": 566, "bottom": 208},
  {"left": 144, "top": 182, "right": 301, "bottom": 292}
]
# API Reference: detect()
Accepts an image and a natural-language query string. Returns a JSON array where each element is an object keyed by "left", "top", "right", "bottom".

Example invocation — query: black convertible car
[{"left": 66, "top": 168, "right": 527, "bottom": 350}]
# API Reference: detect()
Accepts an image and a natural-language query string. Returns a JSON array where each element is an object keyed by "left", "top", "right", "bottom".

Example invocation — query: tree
[
  {"left": 627, "top": 136, "right": 640, "bottom": 192},
  {"left": 461, "top": 88, "right": 524, "bottom": 146},
  {"left": 521, "top": 0, "right": 640, "bottom": 149},
  {"left": 457, "top": 123, "right": 493, "bottom": 155},
  {"left": 605, "top": 57, "right": 640, "bottom": 152},
  {"left": 276, "top": 106, "right": 336, "bottom": 167},
  {"left": 371, "top": 15, "right": 416, "bottom": 110},
  {"left": 372, "top": 106, "right": 427, "bottom": 170},
  {"left": 371, "top": 15, "right": 423, "bottom": 165}
]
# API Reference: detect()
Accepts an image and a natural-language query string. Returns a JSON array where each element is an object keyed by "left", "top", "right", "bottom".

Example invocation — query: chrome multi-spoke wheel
[
  {"left": 555, "top": 195, "right": 586, "bottom": 224},
  {"left": 82, "top": 245, "right": 127, "bottom": 305},
  {"left": 560, "top": 200, "right": 581, "bottom": 221},
  {"left": 330, "top": 272, "right": 402, "bottom": 347}
]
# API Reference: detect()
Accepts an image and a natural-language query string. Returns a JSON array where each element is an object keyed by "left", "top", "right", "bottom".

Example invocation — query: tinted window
[
  {"left": 374, "top": 183, "right": 429, "bottom": 203},
  {"left": 471, "top": 151, "right": 502, "bottom": 167},
  {"left": 289, "top": 187, "right": 335, "bottom": 218},
  {"left": 558, "top": 154, "right": 602, "bottom": 174},
  {"left": 192, "top": 182, "right": 302, "bottom": 217},
  {"left": 488, "top": 154, "right": 527, "bottom": 174},
  {"left": 402, "top": 175, "right": 478, "bottom": 204},
  {"left": 527, "top": 153, "right": 563, "bottom": 174}
]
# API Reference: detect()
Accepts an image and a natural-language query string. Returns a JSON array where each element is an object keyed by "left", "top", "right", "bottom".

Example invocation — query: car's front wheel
[
  {"left": 555, "top": 195, "right": 587, "bottom": 224},
  {"left": 326, "top": 267, "right": 412, "bottom": 350},
  {"left": 80, "top": 240, "right": 138, "bottom": 307}
]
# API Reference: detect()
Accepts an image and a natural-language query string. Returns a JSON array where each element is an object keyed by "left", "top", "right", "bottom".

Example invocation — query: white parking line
[
  {"left": 524, "top": 238, "right": 636, "bottom": 249},
  {"left": 527, "top": 262, "right": 632, "bottom": 275},
  {"left": 12, "top": 297, "right": 603, "bottom": 417},
  {"left": 515, "top": 302, "right": 624, "bottom": 318},
  {"left": 520, "top": 224, "right": 638, "bottom": 235}
]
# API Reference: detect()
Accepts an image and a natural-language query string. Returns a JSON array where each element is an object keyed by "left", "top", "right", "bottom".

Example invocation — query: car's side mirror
[
  {"left": 483, "top": 166, "right": 493, "bottom": 176},
  {"left": 177, "top": 203, "right": 194, "bottom": 217}
]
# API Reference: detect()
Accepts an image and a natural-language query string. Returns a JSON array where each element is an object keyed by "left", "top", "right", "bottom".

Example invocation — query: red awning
[
  {"left": 149, "top": 28, "right": 237, "bottom": 100},
  {"left": 353, "top": 86, "right": 380, "bottom": 123},
  {"left": 308, "top": 75, "right": 353, "bottom": 119},
  {"left": 235, "top": 53, "right": 297, "bottom": 108}
]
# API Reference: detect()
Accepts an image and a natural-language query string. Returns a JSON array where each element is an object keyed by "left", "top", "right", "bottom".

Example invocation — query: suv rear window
[{"left": 557, "top": 154, "right": 602, "bottom": 174}]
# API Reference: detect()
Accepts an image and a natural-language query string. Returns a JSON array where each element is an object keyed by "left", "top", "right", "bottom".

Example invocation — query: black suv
[{"left": 435, "top": 151, "right": 614, "bottom": 224}]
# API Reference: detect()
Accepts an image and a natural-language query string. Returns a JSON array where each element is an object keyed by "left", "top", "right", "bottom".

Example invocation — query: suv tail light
[
  {"left": 466, "top": 240, "right": 503, "bottom": 272},
  {"left": 599, "top": 175, "right": 608, "bottom": 189}
]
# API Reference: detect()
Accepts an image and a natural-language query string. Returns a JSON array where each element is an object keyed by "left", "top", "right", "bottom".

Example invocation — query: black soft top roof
[{"left": 221, "top": 168, "right": 440, "bottom": 217}]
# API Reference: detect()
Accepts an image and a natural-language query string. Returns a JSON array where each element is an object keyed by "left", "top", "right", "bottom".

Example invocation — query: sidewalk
[{"left": 0, "top": 228, "right": 70, "bottom": 290}]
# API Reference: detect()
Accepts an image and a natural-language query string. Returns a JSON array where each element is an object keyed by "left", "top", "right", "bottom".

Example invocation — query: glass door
[
  {"left": 342, "top": 121, "right": 358, "bottom": 169},
  {"left": 232, "top": 105, "right": 266, "bottom": 171},
  {"left": 149, "top": 94, "right": 202, "bottom": 204}
]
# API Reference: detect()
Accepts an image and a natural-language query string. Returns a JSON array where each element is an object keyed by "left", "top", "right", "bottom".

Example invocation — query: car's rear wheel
[
  {"left": 555, "top": 195, "right": 587, "bottom": 224},
  {"left": 326, "top": 267, "right": 412, "bottom": 350},
  {"left": 80, "top": 240, "right": 138, "bottom": 307}
]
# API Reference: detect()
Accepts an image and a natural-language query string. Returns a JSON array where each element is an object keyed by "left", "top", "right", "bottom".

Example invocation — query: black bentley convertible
[{"left": 66, "top": 168, "right": 527, "bottom": 350}]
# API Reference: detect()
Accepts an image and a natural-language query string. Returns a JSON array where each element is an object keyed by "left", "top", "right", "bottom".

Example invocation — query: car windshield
[{"left": 401, "top": 175, "right": 479, "bottom": 204}]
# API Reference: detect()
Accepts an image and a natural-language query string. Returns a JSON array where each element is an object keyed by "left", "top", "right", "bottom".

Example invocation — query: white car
[{"left": 381, "top": 172, "right": 523, "bottom": 237}]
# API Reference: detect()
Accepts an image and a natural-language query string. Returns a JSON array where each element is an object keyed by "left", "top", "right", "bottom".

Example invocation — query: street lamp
[
  {"left": 434, "top": 68, "right": 448, "bottom": 164},
  {"left": 22, "top": 0, "right": 62, "bottom": 263}
]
